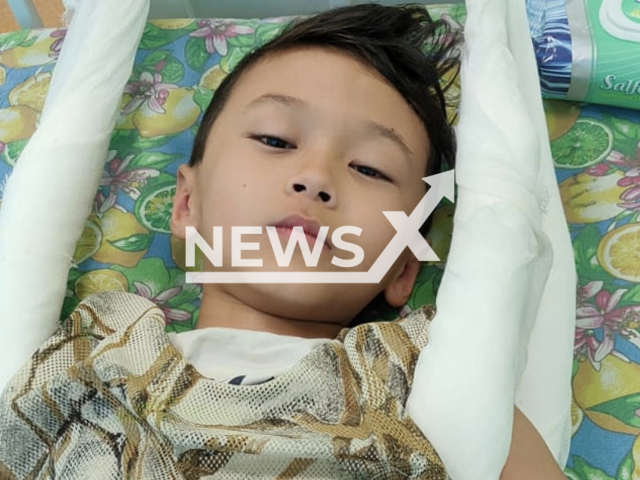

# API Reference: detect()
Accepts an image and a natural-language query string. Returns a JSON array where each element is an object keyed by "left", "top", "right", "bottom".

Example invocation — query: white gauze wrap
[
  {"left": 406, "top": 0, "right": 576, "bottom": 478},
  {"left": 0, "top": 0, "right": 150, "bottom": 391}
]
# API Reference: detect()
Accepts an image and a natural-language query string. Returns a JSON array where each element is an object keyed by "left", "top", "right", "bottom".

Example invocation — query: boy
[{"left": 0, "top": 4, "right": 565, "bottom": 479}]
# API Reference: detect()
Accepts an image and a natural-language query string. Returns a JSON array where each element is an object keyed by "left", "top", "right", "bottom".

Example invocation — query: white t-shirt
[
  {"left": 167, "top": 325, "right": 421, "bottom": 418},
  {"left": 167, "top": 327, "right": 331, "bottom": 386},
  {"left": 165, "top": 317, "right": 442, "bottom": 474}
]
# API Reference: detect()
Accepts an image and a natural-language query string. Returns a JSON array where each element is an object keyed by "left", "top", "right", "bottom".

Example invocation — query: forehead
[{"left": 226, "top": 46, "right": 429, "bottom": 163}]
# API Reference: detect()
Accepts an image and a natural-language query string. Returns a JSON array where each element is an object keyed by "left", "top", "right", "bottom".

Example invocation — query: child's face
[{"left": 172, "top": 46, "right": 431, "bottom": 325}]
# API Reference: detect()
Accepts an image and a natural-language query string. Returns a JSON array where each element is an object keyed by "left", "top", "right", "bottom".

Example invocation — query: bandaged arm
[
  {"left": 0, "top": 0, "right": 150, "bottom": 392},
  {"left": 406, "top": 0, "right": 574, "bottom": 478}
]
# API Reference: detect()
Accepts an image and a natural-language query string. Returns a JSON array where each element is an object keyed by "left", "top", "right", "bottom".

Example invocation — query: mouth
[{"left": 269, "top": 214, "right": 332, "bottom": 250}]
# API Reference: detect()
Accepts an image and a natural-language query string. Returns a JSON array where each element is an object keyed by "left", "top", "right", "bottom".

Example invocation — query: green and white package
[{"left": 528, "top": 0, "right": 640, "bottom": 110}]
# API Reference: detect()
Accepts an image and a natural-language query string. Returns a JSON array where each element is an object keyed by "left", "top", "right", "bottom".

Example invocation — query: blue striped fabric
[{"left": 527, "top": 0, "right": 573, "bottom": 97}]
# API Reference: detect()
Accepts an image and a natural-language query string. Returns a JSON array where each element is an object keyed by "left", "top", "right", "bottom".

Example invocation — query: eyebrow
[{"left": 244, "top": 93, "right": 414, "bottom": 161}]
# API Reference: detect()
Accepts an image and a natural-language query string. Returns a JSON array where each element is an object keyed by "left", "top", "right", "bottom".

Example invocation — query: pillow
[
  {"left": 549, "top": 99, "right": 640, "bottom": 477},
  {"left": 0, "top": 3, "right": 464, "bottom": 333}
]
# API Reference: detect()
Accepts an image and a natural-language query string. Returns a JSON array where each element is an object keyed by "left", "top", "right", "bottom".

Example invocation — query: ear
[
  {"left": 383, "top": 240, "right": 430, "bottom": 308},
  {"left": 170, "top": 164, "right": 199, "bottom": 240}
]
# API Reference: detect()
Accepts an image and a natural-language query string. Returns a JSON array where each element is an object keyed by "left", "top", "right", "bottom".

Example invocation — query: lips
[{"left": 270, "top": 214, "right": 331, "bottom": 250}]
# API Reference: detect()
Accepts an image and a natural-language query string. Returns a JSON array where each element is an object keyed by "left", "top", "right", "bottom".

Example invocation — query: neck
[{"left": 196, "top": 286, "right": 344, "bottom": 339}]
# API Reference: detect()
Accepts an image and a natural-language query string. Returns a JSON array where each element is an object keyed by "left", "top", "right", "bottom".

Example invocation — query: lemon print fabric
[
  {"left": 559, "top": 171, "right": 627, "bottom": 224},
  {"left": 573, "top": 355, "right": 640, "bottom": 436},
  {"left": 0, "top": 30, "right": 62, "bottom": 68},
  {"left": 8, "top": 71, "right": 51, "bottom": 111},
  {"left": 135, "top": 182, "right": 176, "bottom": 234},
  {"left": 551, "top": 98, "right": 640, "bottom": 479},
  {"left": 91, "top": 208, "right": 151, "bottom": 267},
  {"left": 200, "top": 64, "right": 227, "bottom": 91},
  {"left": 544, "top": 99, "right": 582, "bottom": 141},
  {"left": 148, "top": 19, "right": 195, "bottom": 30},
  {"left": 0, "top": 105, "right": 39, "bottom": 146},
  {"left": 75, "top": 269, "right": 128, "bottom": 300},
  {"left": 551, "top": 119, "right": 613, "bottom": 169},
  {"left": 72, "top": 218, "right": 102, "bottom": 264},
  {"left": 597, "top": 224, "right": 640, "bottom": 283},
  {"left": 123, "top": 84, "right": 201, "bottom": 138}
]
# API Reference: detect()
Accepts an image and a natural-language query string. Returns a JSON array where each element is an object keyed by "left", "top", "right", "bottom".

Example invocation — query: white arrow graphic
[{"left": 186, "top": 169, "right": 455, "bottom": 284}]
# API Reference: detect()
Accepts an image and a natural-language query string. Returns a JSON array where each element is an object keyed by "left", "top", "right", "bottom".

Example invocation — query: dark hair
[{"left": 188, "top": 2, "right": 462, "bottom": 236}]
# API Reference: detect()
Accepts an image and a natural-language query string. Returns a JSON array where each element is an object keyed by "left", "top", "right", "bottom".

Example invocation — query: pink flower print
[
  {"left": 577, "top": 280, "right": 604, "bottom": 304},
  {"left": 49, "top": 29, "right": 66, "bottom": 59},
  {"left": 586, "top": 146, "right": 640, "bottom": 176},
  {"left": 585, "top": 163, "right": 609, "bottom": 177},
  {"left": 94, "top": 191, "right": 115, "bottom": 216},
  {"left": 606, "top": 142, "right": 640, "bottom": 168},
  {"left": 607, "top": 150, "right": 630, "bottom": 167},
  {"left": 96, "top": 151, "right": 160, "bottom": 214},
  {"left": 122, "top": 72, "right": 177, "bottom": 115},
  {"left": 134, "top": 281, "right": 192, "bottom": 324},
  {"left": 617, "top": 167, "right": 640, "bottom": 210},
  {"left": 574, "top": 329, "right": 605, "bottom": 369},
  {"left": 575, "top": 281, "right": 640, "bottom": 370},
  {"left": 189, "top": 19, "right": 255, "bottom": 56}
]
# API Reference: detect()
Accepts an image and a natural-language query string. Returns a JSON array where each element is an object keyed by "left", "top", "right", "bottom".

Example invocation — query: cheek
[
  {"left": 359, "top": 218, "right": 397, "bottom": 266},
  {"left": 336, "top": 196, "right": 401, "bottom": 268},
  {"left": 350, "top": 183, "right": 426, "bottom": 252},
  {"left": 197, "top": 158, "right": 277, "bottom": 234},
  {"left": 212, "top": 142, "right": 281, "bottom": 192}
]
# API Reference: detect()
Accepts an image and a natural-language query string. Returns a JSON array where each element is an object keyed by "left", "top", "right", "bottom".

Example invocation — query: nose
[{"left": 286, "top": 161, "right": 338, "bottom": 208}]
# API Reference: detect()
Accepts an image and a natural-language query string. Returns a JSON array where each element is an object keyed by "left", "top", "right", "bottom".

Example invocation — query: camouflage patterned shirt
[{"left": 0, "top": 292, "right": 448, "bottom": 479}]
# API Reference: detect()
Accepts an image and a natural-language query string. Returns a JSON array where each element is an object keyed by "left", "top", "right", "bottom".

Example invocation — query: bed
[{"left": 0, "top": 2, "right": 636, "bottom": 478}]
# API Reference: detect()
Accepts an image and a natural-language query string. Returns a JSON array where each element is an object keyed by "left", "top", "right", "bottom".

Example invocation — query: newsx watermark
[{"left": 185, "top": 170, "right": 454, "bottom": 284}]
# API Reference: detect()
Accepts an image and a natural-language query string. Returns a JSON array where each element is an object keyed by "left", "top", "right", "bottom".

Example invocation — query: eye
[
  {"left": 351, "top": 164, "right": 392, "bottom": 182},
  {"left": 250, "top": 134, "right": 295, "bottom": 150}
]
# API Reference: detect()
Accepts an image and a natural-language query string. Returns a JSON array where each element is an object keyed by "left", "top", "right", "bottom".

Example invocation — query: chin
[{"left": 238, "top": 281, "right": 356, "bottom": 323}]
